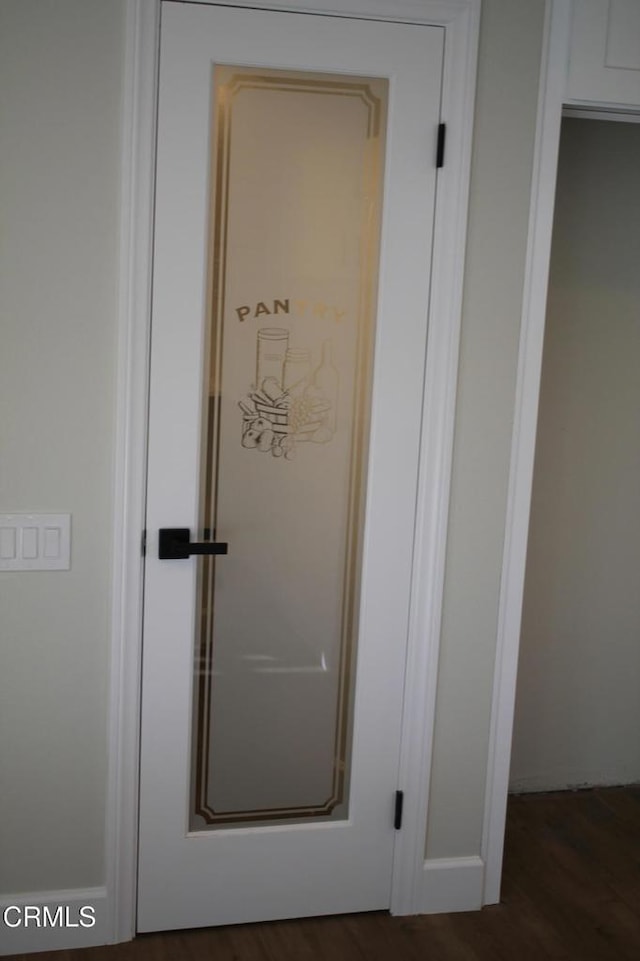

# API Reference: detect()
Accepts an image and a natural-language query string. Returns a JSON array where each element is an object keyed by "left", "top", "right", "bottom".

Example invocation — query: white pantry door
[{"left": 138, "top": 0, "right": 443, "bottom": 933}]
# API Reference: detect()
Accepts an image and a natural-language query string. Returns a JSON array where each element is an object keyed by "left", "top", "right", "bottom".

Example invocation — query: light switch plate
[{"left": 0, "top": 513, "right": 71, "bottom": 571}]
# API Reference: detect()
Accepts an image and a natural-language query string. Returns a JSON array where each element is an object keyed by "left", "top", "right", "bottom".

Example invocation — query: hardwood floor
[{"left": 8, "top": 786, "right": 640, "bottom": 961}]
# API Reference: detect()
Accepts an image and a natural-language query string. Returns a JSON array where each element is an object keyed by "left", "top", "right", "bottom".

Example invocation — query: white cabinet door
[
  {"left": 567, "top": 0, "right": 640, "bottom": 107},
  {"left": 138, "top": 0, "right": 443, "bottom": 933}
]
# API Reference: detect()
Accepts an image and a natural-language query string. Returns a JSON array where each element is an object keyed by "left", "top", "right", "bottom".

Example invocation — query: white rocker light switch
[{"left": 0, "top": 513, "right": 71, "bottom": 571}]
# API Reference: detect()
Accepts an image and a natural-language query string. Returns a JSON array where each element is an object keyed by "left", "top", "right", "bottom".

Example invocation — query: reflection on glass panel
[{"left": 191, "top": 66, "right": 388, "bottom": 829}]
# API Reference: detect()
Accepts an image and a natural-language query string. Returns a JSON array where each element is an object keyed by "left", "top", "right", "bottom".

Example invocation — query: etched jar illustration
[
  {"left": 283, "top": 347, "right": 312, "bottom": 395},
  {"left": 256, "top": 328, "right": 289, "bottom": 392}
]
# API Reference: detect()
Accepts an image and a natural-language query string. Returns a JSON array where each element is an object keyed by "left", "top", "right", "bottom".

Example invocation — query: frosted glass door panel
[{"left": 191, "top": 67, "right": 388, "bottom": 829}]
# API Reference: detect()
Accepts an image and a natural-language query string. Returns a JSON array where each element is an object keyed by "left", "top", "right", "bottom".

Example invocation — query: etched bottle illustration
[
  {"left": 311, "top": 339, "right": 339, "bottom": 435},
  {"left": 239, "top": 329, "right": 339, "bottom": 459}
]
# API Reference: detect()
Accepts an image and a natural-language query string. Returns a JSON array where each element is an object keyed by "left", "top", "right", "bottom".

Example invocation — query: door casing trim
[{"left": 107, "top": 0, "right": 480, "bottom": 942}]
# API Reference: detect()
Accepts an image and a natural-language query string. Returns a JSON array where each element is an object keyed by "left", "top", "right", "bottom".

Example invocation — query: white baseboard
[
  {"left": 418, "top": 856, "right": 485, "bottom": 914},
  {"left": 0, "top": 887, "right": 109, "bottom": 956},
  {"left": 0, "top": 858, "right": 487, "bottom": 951}
]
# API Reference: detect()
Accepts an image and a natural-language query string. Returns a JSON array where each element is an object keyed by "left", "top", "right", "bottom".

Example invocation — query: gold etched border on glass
[{"left": 192, "top": 67, "right": 387, "bottom": 826}]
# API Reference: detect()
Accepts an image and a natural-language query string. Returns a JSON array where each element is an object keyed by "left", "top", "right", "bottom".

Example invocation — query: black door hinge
[
  {"left": 394, "top": 790, "right": 404, "bottom": 830},
  {"left": 141, "top": 529, "right": 147, "bottom": 557},
  {"left": 436, "top": 123, "right": 446, "bottom": 169}
]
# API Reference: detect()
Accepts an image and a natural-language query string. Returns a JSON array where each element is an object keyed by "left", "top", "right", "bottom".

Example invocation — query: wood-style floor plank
[{"left": 5, "top": 786, "right": 640, "bottom": 961}]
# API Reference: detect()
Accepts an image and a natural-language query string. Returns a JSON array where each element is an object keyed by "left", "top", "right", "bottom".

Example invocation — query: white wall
[
  {"left": 0, "top": 0, "right": 125, "bottom": 892},
  {"left": 0, "top": 0, "right": 546, "bottom": 921},
  {"left": 510, "top": 118, "right": 640, "bottom": 793}
]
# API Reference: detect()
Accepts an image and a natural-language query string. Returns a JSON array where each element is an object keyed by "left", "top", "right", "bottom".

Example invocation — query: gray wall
[
  {"left": 0, "top": 0, "right": 125, "bottom": 892},
  {"left": 0, "top": 0, "right": 545, "bottom": 897},
  {"left": 510, "top": 118, "right": 640, "bottom": 793},
  {"left": 426, "top": 0, "right": 545, "bottom": 857}
]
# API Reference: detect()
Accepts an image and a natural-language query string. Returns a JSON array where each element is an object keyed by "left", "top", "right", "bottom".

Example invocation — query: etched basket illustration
[
  {"left": 252, "top": 399, "right": 331, "bottom": 436},
  {"left": 253, "top": 400, "right": 290, "bottom": 434}
]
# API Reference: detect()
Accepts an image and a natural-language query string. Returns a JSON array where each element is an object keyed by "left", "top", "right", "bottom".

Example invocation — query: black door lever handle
[{"left": 158, "top": 528, "right": 228, "bottom": 560}]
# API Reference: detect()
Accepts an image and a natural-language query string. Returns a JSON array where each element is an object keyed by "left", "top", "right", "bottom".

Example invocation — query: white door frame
[
  {"left": 482, "top": 0, "right": 640, "bottom": 905},
  {"left": 106, "top": 0, "right": 480, "bottom": 943}
]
